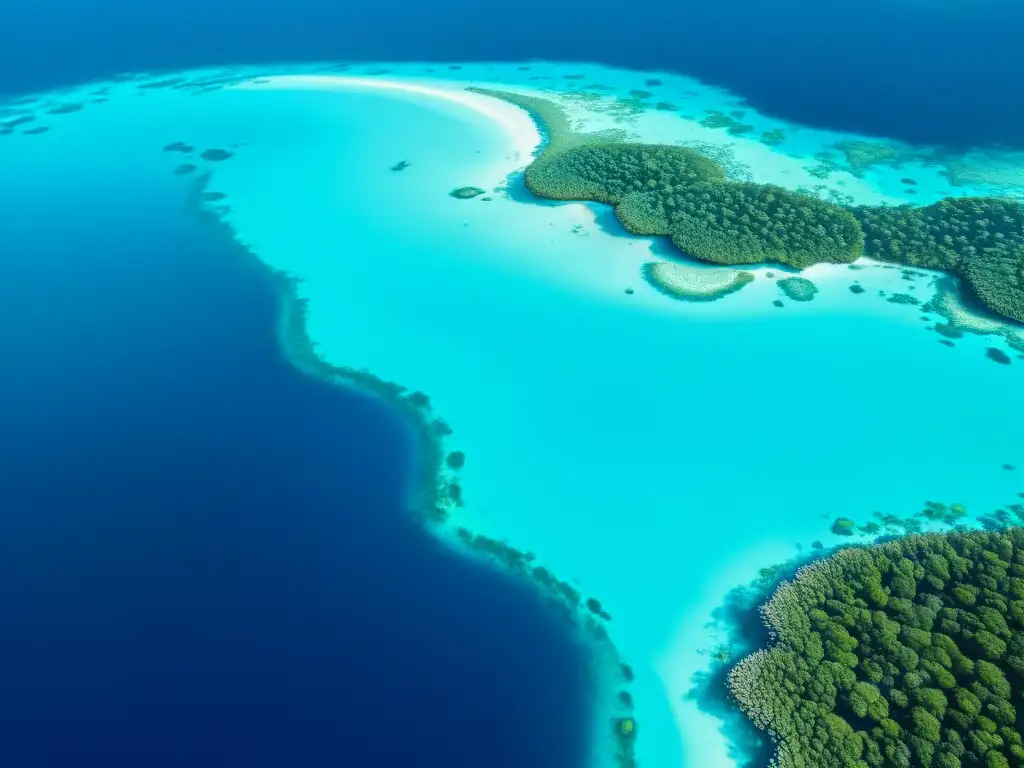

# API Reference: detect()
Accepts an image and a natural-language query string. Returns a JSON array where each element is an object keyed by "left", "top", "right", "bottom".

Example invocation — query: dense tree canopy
[
  {"left": 854, "top": 199, "right": 1024, "bottom": 323},
  {"left": 730, "top": 528, "right": 1024, "bottom": 768},
  {"left": 525, "top": 143, "right": 864, "bottom": 268},
  {"left": 478, "top": 88, "right": 1024, "bottom": 323}
]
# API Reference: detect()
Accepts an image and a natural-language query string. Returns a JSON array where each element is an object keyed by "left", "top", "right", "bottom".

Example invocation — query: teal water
[{"left": 8, "top": 62, "right": 1022, "bottom": 768}]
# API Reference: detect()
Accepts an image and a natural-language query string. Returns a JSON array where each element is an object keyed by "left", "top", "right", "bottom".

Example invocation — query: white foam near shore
[{"left": 5, "top": 61, "right": 1023, "bottom": 768}]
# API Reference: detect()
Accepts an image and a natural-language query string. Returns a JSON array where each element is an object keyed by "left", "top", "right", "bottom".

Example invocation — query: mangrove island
[
  {"left": 729, "top": 527, "right": 1024, "bottom": 768},
  {"left": 470, "top": 88, "right": 1024, "bottom": 325}
]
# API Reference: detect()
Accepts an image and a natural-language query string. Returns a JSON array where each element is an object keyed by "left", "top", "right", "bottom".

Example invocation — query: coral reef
[
  {"left": 450, "top": 186, "right": 486, "bottom": 199},
  {"left": 777, "top": 277, "right": 818, "bottom": 302},
  {"left": 927, "top": 278, "right": 1024, "bottom": 352},
  {"left": 193, "top": 172, "right": 640, "bottom": 767},
  {"left": 835, "top": 139, "right": 913, "bottom": 174}
]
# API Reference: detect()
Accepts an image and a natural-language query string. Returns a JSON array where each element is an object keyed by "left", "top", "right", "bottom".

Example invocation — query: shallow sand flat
[
  {"left": 209, "top": 72, "right": 1023, "bottom": 768},
  {"left": 5, "top": 63, "right": 1023, "bottom": 768}
]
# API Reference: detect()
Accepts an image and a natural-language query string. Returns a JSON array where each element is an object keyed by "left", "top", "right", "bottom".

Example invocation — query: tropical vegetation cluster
[
  {"left": 525, "top": 142, "right": 864, "bottom": 267},
  {"left": 729, "top": 528, "right": 1024, "bottom": 768},
  {"left": 853, "top": 199, "right": 1024, "bottom": 323},
  {"left": 475, "top": 88, "right": 1024, "bottom": 323}
]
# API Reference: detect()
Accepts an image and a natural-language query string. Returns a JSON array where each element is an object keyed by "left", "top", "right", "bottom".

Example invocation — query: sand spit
[{"left": 232, "top": 74, "right": 541, "bottom": 161}]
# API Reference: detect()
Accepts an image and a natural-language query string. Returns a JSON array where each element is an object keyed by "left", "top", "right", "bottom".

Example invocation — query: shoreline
[
  {"left": 727, "top": 527, "right": 1024, "bottom": 768},
  {"left": 232, "top": 74, "right": 542, "bottom": 161},
  {"left": 223, "top": 72, "right": 1024, "bottom": 768},
  {"left": 187, "top": 172, "right": 641, "bottom": 768},
  {"left": 463, "top": 85, "right": 1024, "bottom": 328},
  {"left": 3, "top": 60, "right": 1023, "bottom": 768}
]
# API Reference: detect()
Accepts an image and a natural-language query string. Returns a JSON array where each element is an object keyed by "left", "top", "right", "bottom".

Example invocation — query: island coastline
[{"left": 188, "top": 172, "right": 641, "bottom": 768}]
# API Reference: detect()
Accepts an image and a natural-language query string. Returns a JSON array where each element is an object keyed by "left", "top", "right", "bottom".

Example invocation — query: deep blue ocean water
[
  {"left": 1, "top": 0, "right": 1022, "bottom": 150},
  {"left": 1, "top": 2, "right": 1021, "bottom": 766},
  {"left": 0, "top": 170, "right": 591, "bottom": 766}
]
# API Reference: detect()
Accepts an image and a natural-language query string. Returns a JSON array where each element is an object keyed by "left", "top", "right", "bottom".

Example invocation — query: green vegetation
[
  {"left": 779, "top": 277, "right": 819, "bottom": 302},
  {"left": 524, "top": 141, "right": 862, "bottom": 268},
  {"left": 730, "top": 527, "right": 1024, "bottom": 768},
  {"left": 470, "top": 88, "right": 1024, "bottom": 324},
  {"left": 854, "top": 199, "right": 1024, "bottom": 323},
  {"left": 836, "top": 502, "right": 976, "bottom": 540},
  {"left": 926, "top": 278, "right": 1024, "bottom": 353},
  {"left": 701, "top": 109, "right": 755, "bottom": 136}
]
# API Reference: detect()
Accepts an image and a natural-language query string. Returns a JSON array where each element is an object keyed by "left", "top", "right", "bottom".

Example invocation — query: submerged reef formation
[
  {"left": 835, "top": 140, "right": 913, "bottom": 175},
  {"left": 449, "top": 186, "right": 486, "bottom": 199},
  {"left": 778, "top": 277, "right": 818, "bottom": 303},
  {"left": 188, "top": 175, "right": 639, "bottom": 768},
  {"left": 925, "top": 278, "right": 1024, "bottom": 354},
  {"left": 642, "top": 261, "right": 753, "bottom": 301},
  {"left": 471, "top": 88, "right": 1024, "bottom": 324},
  {"left": 729, "top": 527, "right": 1024, "bottom": 768}
]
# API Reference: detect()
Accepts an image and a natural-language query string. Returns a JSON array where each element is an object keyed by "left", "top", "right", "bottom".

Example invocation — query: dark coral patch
[
  {"left": 47, "top": 103, "right": 83, "bottom": 115},
  {"left": 200, "top": 148, "right": 235, "bottom": 162},
  {"left": 986, "top": 347, "right": 1012, "bottom": 365},
  {"left": 3, "top": 115, "right": 35, "bottom": 129},
  {"left": 138, "top": 78, "right": 186, "bottom": 89}
]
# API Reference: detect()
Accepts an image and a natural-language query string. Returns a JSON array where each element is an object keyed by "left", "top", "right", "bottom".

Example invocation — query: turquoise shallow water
[{"left": 6, "top": 62, "right": 1023, "bottom": 768}]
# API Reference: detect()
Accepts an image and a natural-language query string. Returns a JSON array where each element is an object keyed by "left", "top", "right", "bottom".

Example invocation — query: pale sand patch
[
  {"left": 642, "top": 261, "right": 754, "bottom": 302},
  {"left": 231, "top": 74, "right": 542, "bottom": 161}
]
